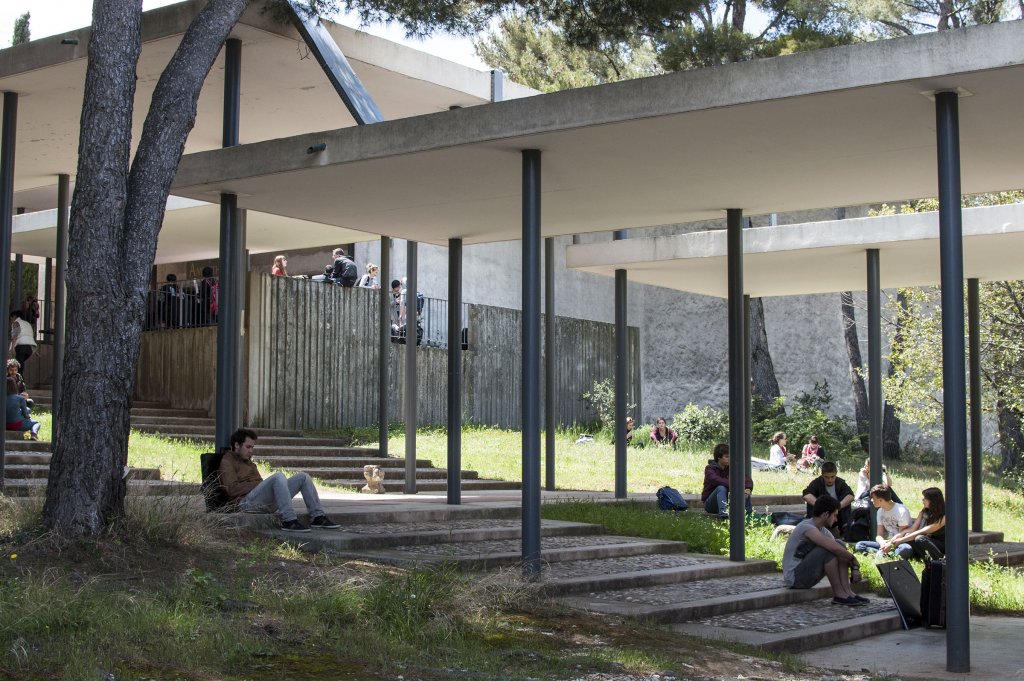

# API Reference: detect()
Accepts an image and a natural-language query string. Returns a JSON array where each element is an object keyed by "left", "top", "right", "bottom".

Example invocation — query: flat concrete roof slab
[
  {"left": 170, "top": 21, "right": 1024, "bottom": 246},
  {"left": 565, "top": 203, "right": 1024, "bottom": 297}
]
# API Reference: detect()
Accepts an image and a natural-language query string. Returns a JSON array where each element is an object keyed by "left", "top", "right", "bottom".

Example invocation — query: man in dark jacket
[
  {"left": 329, "top": 247, "right": 358, "bottom": 287},
  {"left": 218, "top": 428, "right": 341, "bottom": 533},
  {"left": 701, "top": 443, "right": 753, "bottom": 518},
  {"left": 802, "top": 461, "right": 855, "bottom": 533}
]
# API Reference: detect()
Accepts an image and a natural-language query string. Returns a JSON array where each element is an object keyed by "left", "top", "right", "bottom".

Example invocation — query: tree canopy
[{"left": 12, "top": 11, "right": 30, "bottom": 45}]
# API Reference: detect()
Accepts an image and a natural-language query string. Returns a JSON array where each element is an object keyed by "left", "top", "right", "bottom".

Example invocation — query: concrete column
[
  {"left": 404, "top": 240, "right": 418, "bottom": 494},
  {"left": 522, "top": 149, "right": 542, "bottom": 579},
  {"left": 447, "top": 238, "right": 462, "bottom": 504},
  {"left": 727, "top": 208, "right": 746, "bottom": 561},
  {"left": 936, "top": 90, "right": 969, "bottom": 674}
]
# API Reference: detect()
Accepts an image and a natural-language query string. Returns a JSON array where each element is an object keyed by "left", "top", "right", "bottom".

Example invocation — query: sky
[{"left": 0, "top": 0, "right": 489, "bottom": 69}]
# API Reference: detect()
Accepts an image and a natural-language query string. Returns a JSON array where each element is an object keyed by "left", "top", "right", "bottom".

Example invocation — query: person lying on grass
[
  {"left": 783, "top": 495, "right": 866, "bottom": 607},
  {"left": 218, "top": 427, "right": 341, "bottom": 533}
]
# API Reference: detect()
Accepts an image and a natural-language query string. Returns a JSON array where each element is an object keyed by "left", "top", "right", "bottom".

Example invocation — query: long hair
[
  {"left": 273, "top": 255, "right": 287, "bottom": 274},
  {"left": 922, "top": 487, "right": 946, "bottom": 523}
]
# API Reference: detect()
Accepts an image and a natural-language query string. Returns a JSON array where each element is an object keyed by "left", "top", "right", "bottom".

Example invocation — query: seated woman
[
  {"left": 767, "top": 431, "right": 794, "bottom": 470},
  {"left": 5, "top": 376, "right": 40, "bottom": 440},
  {"left": 797, "top": 436, "right": 826, "bottom": 471},
  {"left": 650, "top": 417, "right": 678, "bottom": 449},
  {"left": 6, "top": 359, "right": 31, "bottom": 408},
  {"left": 882, "top": 487, "right": 946, "bottom": 560}
]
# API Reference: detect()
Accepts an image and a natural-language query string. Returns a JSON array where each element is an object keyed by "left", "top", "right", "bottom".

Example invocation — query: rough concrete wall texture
[{"left": 356, "top": 205, "right": 904, "bottom": 435}]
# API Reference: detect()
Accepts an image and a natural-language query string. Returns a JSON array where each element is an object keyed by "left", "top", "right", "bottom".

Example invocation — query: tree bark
[
  {"left": 841, "top": 291, "right": 870, "bottom": 450},
  {"left": 42, "top": 0, "right": 250, "bottom": 537},
  {"left": 997, "top": 400, "right": 1024, "bottom": 473},
  {"left": 732, "top": 0, "right": 746, "bottom": 31},
  {"left": 882, "top": 291, "right": 907, "bottom": 459},
  {"left": 748, "top": 297, "right": 783, "bottom": 414}
]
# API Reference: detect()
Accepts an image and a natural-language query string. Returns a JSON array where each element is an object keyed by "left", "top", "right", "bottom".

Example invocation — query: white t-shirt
[
  {"left": 11, "top": 319, "right": 36, "bottom": 347},
  {"left": 769, "top": 444, "right": 787, "bottom": 467},
  {"left": 876, "top": 503, "right": 912, "bottom": 539}
]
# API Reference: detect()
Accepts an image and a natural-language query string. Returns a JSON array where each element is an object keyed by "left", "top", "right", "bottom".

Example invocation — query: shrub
[
  {"left": 672, "top": 403, "right": 729, "bottom": 444},
  {"left": 581, "top": 378, "right": 635, "bottom": 432},
  {"left": 751, "top": 382, "right": 862, "bottom": 460}
]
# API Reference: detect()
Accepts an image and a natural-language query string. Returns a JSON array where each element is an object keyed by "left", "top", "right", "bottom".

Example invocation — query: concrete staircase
[{"left": 4, "top": 390, "right": 518, "bottom": 495}]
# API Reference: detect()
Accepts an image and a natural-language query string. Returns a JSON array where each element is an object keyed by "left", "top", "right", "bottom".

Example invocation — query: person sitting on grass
[
  {"left": 783, "top": 495, "right": 866, "bottom": 606},
  {"left": 797, "top": 435, "right": 827, "bottom": 471},
  {"left": 701, "top": 443, "right": 753, "bottom": 518},
  {"left": 218, "top": 428, "right": 341, "bottom": 533},
  {"left": 650, "top": 417, "right": 679, "bottom": 449},
  {"left": 853, "top": 484, "right": 911, "bottom": 557},
  {"left": 767, "top": 431, "right": 795, "bottom": 470},
  {"left": 881, "top": 487, "right": 946, "bottom": 560},
  {"left": 802, "top": 461, "right": 855, "bottom": 535},
  {"left": 5, "top": 376, "right": 40, "bottom": 440}
]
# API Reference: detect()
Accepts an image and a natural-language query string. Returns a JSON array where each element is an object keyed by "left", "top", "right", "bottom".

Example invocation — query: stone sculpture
[{"left": 361, "top": 464, "right": 386, "bottom": 494}]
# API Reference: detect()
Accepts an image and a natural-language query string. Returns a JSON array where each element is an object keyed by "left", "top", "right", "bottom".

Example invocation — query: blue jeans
[
  {"left": 854, "top": 539, "right": 913, "bottom": 559},
  {"left": 703, "top": 485, "right": 753, "bottom": 516},
  {"left": 239, "top": 471, "right": 326, "bottom": 523}
]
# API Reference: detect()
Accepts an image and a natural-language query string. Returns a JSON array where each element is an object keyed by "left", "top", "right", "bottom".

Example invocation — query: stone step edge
[
  {"left": 669, "top": 604, "right": 901, "bottom": 653},
  {"left": 538, "top": 557, "right": 777, "bottom": 596}
]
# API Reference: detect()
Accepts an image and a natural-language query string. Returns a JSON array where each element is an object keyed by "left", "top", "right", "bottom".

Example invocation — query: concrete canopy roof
[
  {"left": 170, "top": 21, "right": 1024, "bottom": 247},
  {"left": 2, "top": 0, "right": 531, "bottom": 214},
  {"left": 565, "top": 202, "right": 1024, "bottom": 298}
]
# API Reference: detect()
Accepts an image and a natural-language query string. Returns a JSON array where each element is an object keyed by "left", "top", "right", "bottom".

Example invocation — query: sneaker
[
  {"left": 832, "top": 596, "right": 865, "bottom": 606},
  {"left": 281, "top": 519, "right": 310, "bottom": 533},
  {"left": 310, "top": 515, "right": 341, "bottom": 530}
]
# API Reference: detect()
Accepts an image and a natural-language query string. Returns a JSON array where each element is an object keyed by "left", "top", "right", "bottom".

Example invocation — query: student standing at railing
[
  {"left": 272, "top": 255, "right": 288, "bottom": 277},
  {"left": 358, "top": 263, "right": 380, "bottom": 289}
]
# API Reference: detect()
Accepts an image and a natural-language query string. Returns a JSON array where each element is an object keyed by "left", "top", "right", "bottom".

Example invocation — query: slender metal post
[
  {"left": 43, "top": 258, "right": 52, "bottom": 331},
  {"left": 447, "top": 238, "right": 463, "bottom": 504},
  {"left": 867, "top": 250, "right": 883, "bottom": 479},
  {"left": 968, "top": 278, "right": 982, "bottom": 532},
  {"left": 215, "top": 38, "right": 242, "bottom": 451},
  {"left": 522, "top": 149, "right": 542, "bottom": 579},
  {"left": 404, "top": 240, "right": 418, "bottom": 494},
  {"left": 727, "top": 208, "right": 746, "bottom": 561},
  {"left": 544, "top": 236, "right": 556, "bottom": 491},
  {"left": 0, "top": 92, "right": 17, "bottom": 485},
  {"left": 53, "top": 175, "right": 69, "bottom": 428},
  {"left": 743, "top": 295, "right": 751, "bottom": 471},
  {"left": 378, "top": 236, "right": 390, "bottom": 457},
  {"left": 13, "top": 254, "right": 22, "bottom": 311},
  {"left": 936, "top": 90, "right": 969, "bottom": 674},
  {"left": 613, "top": 229, "right": 628, "bottom": 499}
]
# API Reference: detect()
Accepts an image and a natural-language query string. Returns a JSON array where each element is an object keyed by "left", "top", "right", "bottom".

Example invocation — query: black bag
[
  {"left": 771, "top": 511, "right": 806, "bottom": 526},
  {"left": 333, "top": 257, "right": 358, "bottom": 287},
  {"left": 656, "top": 486, "right": 689, "bottom": 512},
  {"left": 200, "top": 451, "right": 234, "bottom": 513},
  {"left": 920, "top": 558, "right": 947, "bottom": 628}
]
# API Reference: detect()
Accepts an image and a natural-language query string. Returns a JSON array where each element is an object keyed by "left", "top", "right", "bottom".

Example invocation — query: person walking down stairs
[{"left": 218, "top": 428, "right": 341, "bottom": 533}]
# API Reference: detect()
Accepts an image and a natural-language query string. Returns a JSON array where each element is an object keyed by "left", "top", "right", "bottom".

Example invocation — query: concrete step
[
  {"left": 294, "top": 467, "right": 479, "bottom": 481},
  {"left": 130, "top": 407, "right": 209, "bottom": 418},
  {"left": 3, "top": 464, "right": 161, "bottom": 481},
  {"left": 969, "top": 541, "right": 1024, "bottom": 566},
  {"left": 2, "top": 479, "right": 200, "bottom": 497},
  {"left": 3, "top": 452, "right": 51, "bottom": 465},
  {"left": 225, "top": 517, "right": 606, "bottom": 549},
  {"left": 557, "top": 572, "right": 846, "bottom": 624},
  {"left": 253, "top": 455, "right": 430, "bottom": 469},
  {"left": 4, "top": 431, "right": 42, "bottom": 442},
  {"left": 130, "top": 416, "right": 216, "bottom": 427},
  {"left": 315, "top": 534, "right": 689, "bottom": 570},
  {"left": 667, "top": 596, "right": 901, "bottom": 653},
  {"left": 319, "top": 479, "right": 521, "bottom": 493},
  {"left": 246, "top": 444, "right": 382, "bottom": 455},
  {"left": 133, "top": 425, "right": 302, "bottom": 438},
  {"left": 1, "top": 440, "right": 51, "bottom": 451},
  {"left": 970, "top": 530, "right": 1005, "bottom": 545},
  {"left": 538, "top": 553, "right": 777, "bottom": 597}
]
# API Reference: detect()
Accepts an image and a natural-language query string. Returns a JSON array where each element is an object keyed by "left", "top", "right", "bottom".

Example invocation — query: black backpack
[
  {"left": 333, "top": 257, "right": 358, "bottom": 287},
  {"left": 656, "top": 486, "right": 689, "bottom": 512},
  {"left": 200, "top": 451, "right": 235, "bottom": 512}
]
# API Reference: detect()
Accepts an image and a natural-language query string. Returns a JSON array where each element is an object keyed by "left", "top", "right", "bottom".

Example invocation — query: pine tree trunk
[
  {"left": 841, "top": 291, "right": 870, "bottom": 450},
  {"left": 882, "top": 291, "right": 907, "bottom": 459},
  {"left": 998, "top": 401, "right": 1024, "bottom": 473},
  {"left": 42, "top": 0, "right": 249, "bottom": 537},
  {"left": 749, "top": 297, "right": 784, "bottom": 415}
]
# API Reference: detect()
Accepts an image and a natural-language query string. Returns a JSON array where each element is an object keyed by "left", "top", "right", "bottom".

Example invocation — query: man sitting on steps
[
  {"left": 218, "top": 428, "right": 341, "bottom": 533},
  {"left": 783, "top": 495, "right": 866, "bottom": 607}
]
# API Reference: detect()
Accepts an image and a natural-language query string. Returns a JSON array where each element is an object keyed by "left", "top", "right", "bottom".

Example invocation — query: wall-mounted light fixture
[
  {"left": 307, "top": 143, "right": 326, "bottom": 154},
  {"left": 60, "top": 38, "right": 79, "bottom": 45}
]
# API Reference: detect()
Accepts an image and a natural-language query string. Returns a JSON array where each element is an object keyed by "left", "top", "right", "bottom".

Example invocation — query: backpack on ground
[
  {"left": 771, "top": 511, "right": 806, "bottom": 526},
  {"left": 200, "top": 451, "right": 234, "bottom": 512},
  {"left": 333, "top": 257, "right": 358, "bottom": 287},
  {"left": 656, "top": 486, "right": 689, "bottom": 512}
]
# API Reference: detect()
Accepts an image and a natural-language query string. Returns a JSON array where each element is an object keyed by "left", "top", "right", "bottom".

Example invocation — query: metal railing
[{"left": 144, "top": 278, "right": 218, "bottom": 331}]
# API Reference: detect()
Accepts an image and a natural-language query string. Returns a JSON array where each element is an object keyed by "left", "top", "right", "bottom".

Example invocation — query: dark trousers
[{"left": 14, "top": 344, "right": 34, "bottom": 371}]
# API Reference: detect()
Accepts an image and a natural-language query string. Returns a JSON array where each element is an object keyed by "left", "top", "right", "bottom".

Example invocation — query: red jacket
[{"left": 701, "top": 460, "right": 754, "bottom": 501}]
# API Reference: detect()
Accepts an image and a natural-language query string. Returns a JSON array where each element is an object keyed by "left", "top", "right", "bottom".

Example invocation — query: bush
[
  {"left": 672, "top": 403, "right": 729, "bottom": 444},
  {"left": 751, "top": 382, "right": 862, "bottom": 460},
  {"left": 581, "top": 378, "right": 635, "bottom": 432}
]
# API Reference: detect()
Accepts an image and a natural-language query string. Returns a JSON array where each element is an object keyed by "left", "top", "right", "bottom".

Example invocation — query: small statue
[{"left": 361, "top": 464, "right": 386, "bottom": 494}]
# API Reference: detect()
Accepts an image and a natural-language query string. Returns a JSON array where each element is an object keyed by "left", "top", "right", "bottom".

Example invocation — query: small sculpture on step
[{"left": 362, "top": 465, "right": 386, "bottom": 494}]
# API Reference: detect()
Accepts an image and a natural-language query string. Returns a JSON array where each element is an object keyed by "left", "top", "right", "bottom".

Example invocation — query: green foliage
[
  {"left": 672, "top": 402, "right": 730, "bottom": 444},
  {"left": 751, "top": 382, "right": 863, "bottom": 459},
  {"left": 846, "top": 0, "right": 1020, "bottom": 37},
  {"left": 11, "top": 12, "right": 29, "bottom": 46},
  {"left": 581, "top": 378, "right": 636, "bottom": 431}
]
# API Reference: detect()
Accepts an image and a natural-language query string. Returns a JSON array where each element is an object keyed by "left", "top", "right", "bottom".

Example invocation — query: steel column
[
  {"left": 13, "top": 254, "right": 22, "bottom": 311},
  {"left": 743, "top": 295, "right": 751, "bottom": 471},
  {"left": 936, "top": 90, "right": 969, "bottom": 674},
  {"left": 378, "top": 236, "right": 390, "bottom": 457},
  {"left": 544, "top": 236, "right": 556, "bottom": 491},
  {"left": 613, "top": 229, "right": 628, "bottom": 499},
  {"left": 522, "top": 149, "right": 542, "bottom": 579},
  {"left": 404, "top": 240, "right": 418, "bottom": 494},
  {"left": 0, "top": 91, "right": 17, "bottom": 485},
  {"left": 447, "top": 238, "right": 463, "bottom": 504},
  {"left": 215, "top": 38, "right": 242, "bottom": 451},
  {"left": 867, "top": 249, "right": 883, "bottom": 482},
  {"left": 43, "top": 258, "right": 52, "bottom": 332},
  {"left": 968, "top": 278, "right": 982, "bottom": 532},
  {"left": 53, "top": 175, "right": 69, "bottom": 428},
  {"left": 727, "top": 209, "right": 746, "bottom": 561}
]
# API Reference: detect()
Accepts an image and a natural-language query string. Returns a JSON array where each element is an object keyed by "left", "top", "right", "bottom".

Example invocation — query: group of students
[{"left": 623, "top": 416, "right": 681, "bottom": 449}]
